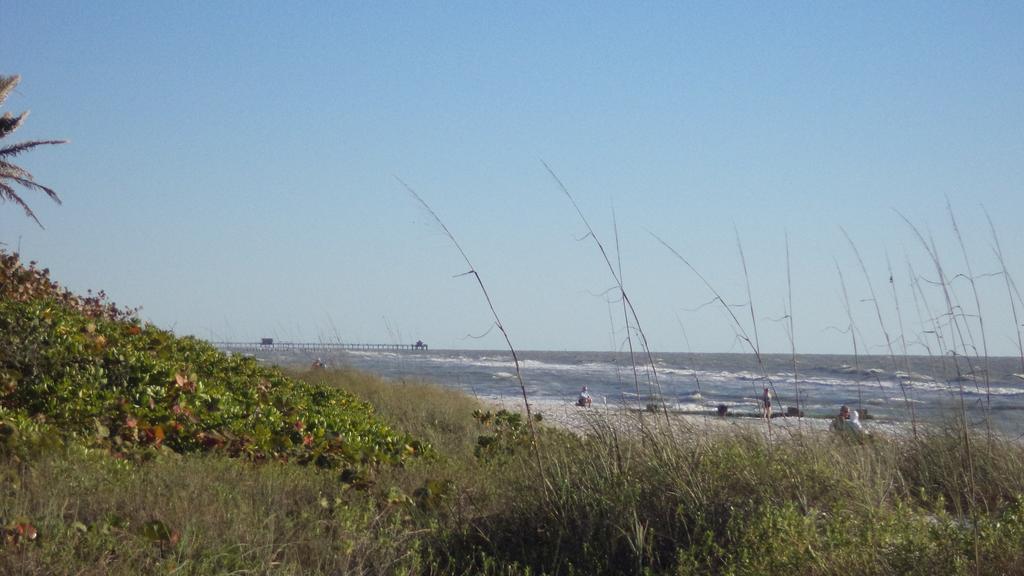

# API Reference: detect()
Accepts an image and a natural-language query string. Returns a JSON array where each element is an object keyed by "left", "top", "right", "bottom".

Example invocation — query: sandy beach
[{"left": 478, "top": 395, "right": 864, "bottom": 439}]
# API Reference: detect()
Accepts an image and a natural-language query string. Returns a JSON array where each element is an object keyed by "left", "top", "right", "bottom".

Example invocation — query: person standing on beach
[{"left": 761, "top": 387, "right": 771, "bottom": 419}]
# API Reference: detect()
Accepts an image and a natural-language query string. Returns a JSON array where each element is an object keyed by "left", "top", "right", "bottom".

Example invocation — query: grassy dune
[
  {"left": 4, "top": 248, "right": 1024, "bottom": 574},
  {"left": 5, "top": 367, "right": 1024, "bottom": 575}
]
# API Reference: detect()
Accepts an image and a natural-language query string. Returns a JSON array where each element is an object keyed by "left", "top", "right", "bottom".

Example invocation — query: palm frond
[
  {"left": 0, "top": 180, "right": 43, "bottom": 227},
  {"left": 0, "top": 73, "right": 65, "bottom": 228},
  {"left": 5, "top": 175, "right": 61, "bottom": 203},
  {"left": 0, "top": 111, "right": 28, "bottom": 139},
  {"left": 0, "top": 159, "right": 34, "bottom": 181},
  {"left": 0, "top": 139, "right": 68, "bottom": 159},
  {"left": 0, "top": 75, "right": 20, "bottom": 106}
]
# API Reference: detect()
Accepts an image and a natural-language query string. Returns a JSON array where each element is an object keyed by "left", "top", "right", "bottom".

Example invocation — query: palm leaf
[
  {"left": 5, "top": 175, "right": 61, "bottom": 203},
  {"left": 0, "top": 159, "right": 34, "bottom": 181},
  {"left": 0, "top": 75, "right": 20, "bottom": 106},
  {"left": 0, "top": 111, "right": 27, "bottom": 139},
  {"left": 0, "top": 139, "right": 68, "bottom": 159},
  {"left": 0, "top": 180, "right": 43, "bottom": 227},
  {"left": 0, "top": 73, "right": 65, "bottom": 228}
]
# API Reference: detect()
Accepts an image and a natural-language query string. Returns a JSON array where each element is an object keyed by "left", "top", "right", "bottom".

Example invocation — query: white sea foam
[
  {"left": 888, "top": 397, "right": 927, "bottom": 404},
  {"left": 657, "top": 367, "right": 694, "bottom": 376},
  {"left": 670, "top": 402, "right": 709, "bottom": 412},
  {"left": 735, "top": 371, "right": 765, "bottom": 381},
  {"left": 345, "top": 350, "right": 401, "bottom": 359},
  {"left": 987, "top": 387, "right": 1024, "bottom": 396},
  {"left": 424, "top": 354, "right": 615, "bottom": 376},
  {"left": 895, "top": 371, "right": 936, "bottom": 382}
]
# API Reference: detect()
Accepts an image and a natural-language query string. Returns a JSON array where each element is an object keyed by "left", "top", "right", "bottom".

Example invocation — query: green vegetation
[
  {"left": 4, "top": 250, "right": 1024, "bottom": 574},
  {"left": 1, "top": 249, "right": 419, "bottom": 480},
  {"left": 467, "top": 423, "right": 1024, "bottom": 575}
]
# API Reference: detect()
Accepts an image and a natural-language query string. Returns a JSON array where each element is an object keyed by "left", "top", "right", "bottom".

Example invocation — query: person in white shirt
[{"left": 848, "top": 409, "right": 864, "bottom": 433}]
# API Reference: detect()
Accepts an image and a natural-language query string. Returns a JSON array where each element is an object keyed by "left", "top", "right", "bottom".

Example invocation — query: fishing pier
[{"left": 213, "top": 339, "right": 428, "bottom": 353}]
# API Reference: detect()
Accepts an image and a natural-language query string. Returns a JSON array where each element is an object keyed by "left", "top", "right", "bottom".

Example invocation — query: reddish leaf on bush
[
  {"left": 16, "top": 523, "right": 37, "bottom": 541},
  {"left": 3, "top": 522, "right": 39, "bottom": 546},
  {"left": 144, "top": 425, "right": 165, "bottom": 445},
  {"left": 174, "top": 373, "right": 195, "bottom": 393}
]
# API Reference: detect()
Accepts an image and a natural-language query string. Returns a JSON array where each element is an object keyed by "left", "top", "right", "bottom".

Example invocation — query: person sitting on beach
[
  {"left": 577, "top": 385, "right": 593, "bottom": 408},
  {"left": 831, "top": 405, "right": 851, "bottom": 432},
  {"left": 848, "top": 409, "right": 864, "bottom": 434},
  {"left": 831, "top": 405, "right": 867, "bottom": 437}
]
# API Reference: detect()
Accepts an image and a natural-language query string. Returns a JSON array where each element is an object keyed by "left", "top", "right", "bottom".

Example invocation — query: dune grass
[
  {"left": 290, "top": 367, "right": 484, "bottom": 459},
  {"left": 4, "top": 366, "right": 1024, "bottom": 575},
  {"left": 1, "top": 445, "right": 427, "bottom": 575},
  {"left": 434, "top": 417, "right": 1024, "bottom": 575}
]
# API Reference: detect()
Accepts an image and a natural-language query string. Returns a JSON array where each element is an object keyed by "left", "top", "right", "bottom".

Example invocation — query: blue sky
[{"left": 3, "top": 2, "right": 1023, "bottom": 355}]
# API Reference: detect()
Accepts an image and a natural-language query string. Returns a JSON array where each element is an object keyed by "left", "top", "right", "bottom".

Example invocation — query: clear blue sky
[{"left": 4, "top": 2, "right": 1023, "bottom": 355}]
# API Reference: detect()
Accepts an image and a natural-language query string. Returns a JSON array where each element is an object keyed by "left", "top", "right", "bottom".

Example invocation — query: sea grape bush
[
  {"left": 472, "top": 409, "right": 543, "bottom": 460},
  {"left": 0, "top": 251, "right": 138, "bottom": 321},
  {"left": 0, "top": 249, "right": 421, "bottom": 471}
]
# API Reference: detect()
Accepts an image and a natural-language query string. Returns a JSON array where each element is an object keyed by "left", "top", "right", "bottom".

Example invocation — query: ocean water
[{"left": 239, "top": 347, "right": 1024, "bottom": 438}]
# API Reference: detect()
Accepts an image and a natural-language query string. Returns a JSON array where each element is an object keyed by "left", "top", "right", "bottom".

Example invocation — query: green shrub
[{"left": 0, "top": 250, "right": 419, "bottom": 472}]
